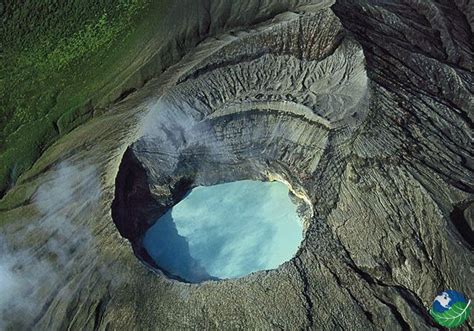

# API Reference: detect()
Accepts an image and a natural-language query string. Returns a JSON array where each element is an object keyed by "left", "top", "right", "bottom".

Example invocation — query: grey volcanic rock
[{"left": 0, "top": 0, "right": 472, "bottom": 330}]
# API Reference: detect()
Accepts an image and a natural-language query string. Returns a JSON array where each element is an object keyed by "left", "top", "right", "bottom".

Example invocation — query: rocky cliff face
[{"left": 0, "top": 0, "right": 472, "bottom": 330}]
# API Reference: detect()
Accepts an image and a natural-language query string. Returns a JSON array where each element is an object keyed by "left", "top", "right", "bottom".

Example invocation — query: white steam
[
  {"left": 0, "top": 162, "right": 102, "bottom": 328},
  {"left": 137, "top": 98, "right": 242, "bottom": 176}
]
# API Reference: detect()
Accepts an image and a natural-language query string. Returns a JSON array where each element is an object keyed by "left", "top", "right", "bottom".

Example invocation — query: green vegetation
[{"left": 0, "top": 0, "right": 166, "bottom": 196}]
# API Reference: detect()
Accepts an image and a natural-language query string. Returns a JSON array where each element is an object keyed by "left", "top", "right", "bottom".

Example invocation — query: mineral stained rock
[{"left": 0, "top": 0, "right": 472, "bottom": 330}]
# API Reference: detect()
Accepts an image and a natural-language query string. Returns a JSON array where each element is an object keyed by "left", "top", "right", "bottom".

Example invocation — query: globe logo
[{"left": 430, "top": 290, "right": 471, "bottom": 328}]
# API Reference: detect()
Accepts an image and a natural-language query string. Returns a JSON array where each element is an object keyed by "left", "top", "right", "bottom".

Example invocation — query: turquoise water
[{"left": 143, "top": 180, "right": 303, "bottom": 282}]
